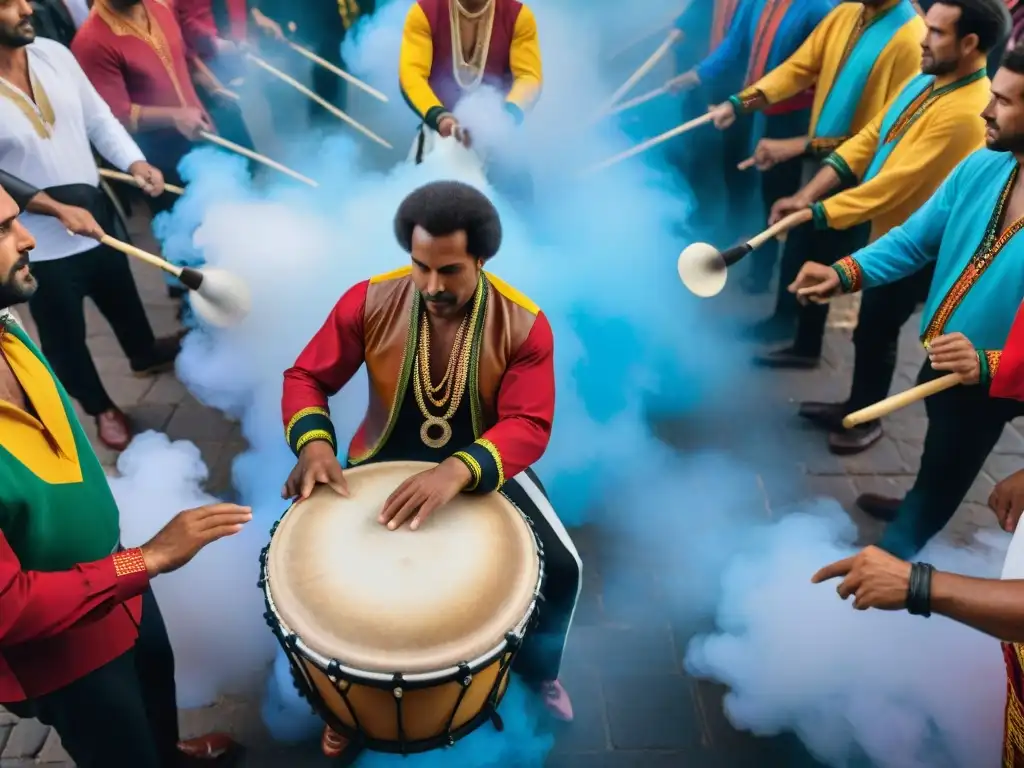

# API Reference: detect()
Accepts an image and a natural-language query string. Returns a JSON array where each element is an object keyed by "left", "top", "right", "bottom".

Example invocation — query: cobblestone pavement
[{"left": 0, "top": 213, "right": 1016, "bottom": 767}]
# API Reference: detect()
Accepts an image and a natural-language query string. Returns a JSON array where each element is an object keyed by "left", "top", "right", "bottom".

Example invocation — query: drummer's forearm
[{"left": 399, "top": 4, "right": 446, "bottom": 129}]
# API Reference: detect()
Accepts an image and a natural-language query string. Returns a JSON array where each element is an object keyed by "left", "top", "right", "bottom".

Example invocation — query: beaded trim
[
  {"left": 808, "top": 137, "right": 845, "bottom": 159},
  {"left": 882, "top": 70, "right": 986, "bottom": 146},
  {"left": 113, "top": 548, "right": 147, "bottom": 577},
  {"left": 1004, "top": 643, "right": 1024, "bottom": 766},
  {"left": 286, "top": 407, "right": 330, "bottom": 445},
  {"left": 475, "top": 438, "right": 504, "bottom": 488},
  {"left": 983, "top": 350, "right": 1003, "bottom": 385},
  {"left": 833, "top": 256, "right": 863, "bottom": 293},
  {"left": 453, "top": 450, "right": 482, "bottom": 490},
  {"left": 295, "top": 429, "right": 335, "bottom": 453},
  {"left": 732, "top": 88, "right": 763, "bottom": 113},
  {"left": 922, "top": 166, "right": 1024, "bottom": 344}
]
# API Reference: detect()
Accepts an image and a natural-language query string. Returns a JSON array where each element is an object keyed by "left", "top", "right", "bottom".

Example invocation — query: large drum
[{"left": 260, "top": 460, "right": 543, "bottom": 754}]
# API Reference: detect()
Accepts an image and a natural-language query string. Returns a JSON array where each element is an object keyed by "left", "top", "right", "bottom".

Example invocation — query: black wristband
[{"left": 906, "top": 562, "right": 935, "bottom": 617}]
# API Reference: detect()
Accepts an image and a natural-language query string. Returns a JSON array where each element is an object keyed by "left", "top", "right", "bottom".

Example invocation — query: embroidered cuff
[
  {"left": 811, "top": 201, "right": 829, "bottom": 230},
  {"left": 424, "top": 106, "right": 450, "bottom": 133},
  {"left": 832, "top": 256, "right": 863, "bottom": 293},
  {"left": 731, "top": 87, "right": 763, "bottom": 114},
  {"left": 979, "top": 349, "right": 1002, "bottom": 386},
  {"left": 452, "top": 438, "right": 505, "bottom": 494},
  {"left": 807, "top": 137, "right": 845, "bottom": 159},
  {"left": 128, "top": 104, "right": 142, "bottom": 133},
  {"left": 504, "top": 101, "right": 525, "bottom": 125},
  {"left": 823, "top": 152, "right": 857, "bottom": 185},
  {"left": 113, "top": 548, "right": 147, "bottom": 577},
  {"left": 285, "top": 407, "right": 337, "bottom": 456}
]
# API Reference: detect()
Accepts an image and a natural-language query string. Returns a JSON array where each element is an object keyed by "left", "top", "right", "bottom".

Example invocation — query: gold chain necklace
[
  {"left": 449, "top": 0, "right": 495, "bottom": 91},
  {"left": 418, "top": 312, "right": 470, "bottom": 407},
  {"left": 413, "top": 292, "right": 482, "bottom": 448}
]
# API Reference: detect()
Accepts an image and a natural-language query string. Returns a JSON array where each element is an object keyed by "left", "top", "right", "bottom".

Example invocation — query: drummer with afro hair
[{"left": 281, "top": 179, "right": 581, "bottom": 760}]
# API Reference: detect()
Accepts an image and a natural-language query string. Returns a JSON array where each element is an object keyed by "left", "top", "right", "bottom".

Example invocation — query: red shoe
[
  {"left": 540, "top": 680, "right": 574, "bottom": 722},
  {"left": 321, "top": 726, "right": 350, "bottom": 759},
  {"left": 95, "top": 408, "right": 131, "bottom": 451},
  {"left": 177, "top": 732, "right": 239, "bottom": 759}
]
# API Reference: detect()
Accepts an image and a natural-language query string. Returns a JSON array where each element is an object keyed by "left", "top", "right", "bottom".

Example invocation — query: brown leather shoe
[
  {"left": 828, "top": 421, "right": 883, "bottom": 455},
  {"left": 95, "top": 408, "right": 131, "bottom": 451},
  {"left": 798, "top": 401, "right": 847, "bottom": 431},
  {"left": 753, "top": 346, "right": 820, "bottom": 369},
  {"left": 856, "top": 493, "right": 903, "bottom": 522},
  {"left": 131, "top": 334, "right": 183, "bottom": 377}
]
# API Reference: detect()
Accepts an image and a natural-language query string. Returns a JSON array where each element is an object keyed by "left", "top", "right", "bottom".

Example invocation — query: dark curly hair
[{"left": 393, "top": 181, "right": 502, "bottom": 261}]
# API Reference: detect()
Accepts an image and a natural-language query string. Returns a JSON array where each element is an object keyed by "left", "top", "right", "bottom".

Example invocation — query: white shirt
[
  {"left": 0, "top": 38, "right": 145, "bottom": 262},
  {"left": 1004, "top": 525, "right": 1024, "bottom": 579},
  {"left": 63, "top": 0, "right": 91, "bottom": 28}
]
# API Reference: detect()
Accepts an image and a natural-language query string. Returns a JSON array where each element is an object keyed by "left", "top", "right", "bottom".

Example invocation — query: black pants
[
  {"left": 5, "top": 590, "right": 181, "bottom": 768},
  {"left": 783, "top": 220, "right": 871, "bottom": 355},
  {"left": 748, "top": 112, "right": 810, "bottom": 286},
  {"left": 878, "top": 363, "right": 1024, "bottom": 559},
  {"left": 502, "top": 468, "right": 581, "bottom": 684},
  {"left": 847, "top": 265, "right": 935, "bottom": 411},
  {"left": 27, "top": 245, "right": 156, "bottom": 416}
]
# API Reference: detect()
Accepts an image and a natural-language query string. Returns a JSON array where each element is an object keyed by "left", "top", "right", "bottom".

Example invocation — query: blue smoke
[{"left": 133, "top": 0, "right": 765, "bottom": 764}]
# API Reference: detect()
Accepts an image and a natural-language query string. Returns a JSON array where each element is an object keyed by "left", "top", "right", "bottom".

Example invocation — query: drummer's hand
[
  {"left": 788, "top": 262, "right": 840, "bottom": 304},
  {"left": 708, "top": 101, "right": 736, "bottom": 130},
  {"left": 811, "top": 545, "right": 913, "bottom": 611},
  {"left": 927, "top": 332, "right": 980, "bottom": 384},
  {"left": 769, "top": 194, "right": 811, "bottom": 225},
  {"left": 751, "top": 137, "right": 805, "bottom": 171},
  {"left": 282, "top": 440, "right": 349, "bottom": 500},
  {"left": 378, "top": 457, "right": 473, "bottom": 532}
]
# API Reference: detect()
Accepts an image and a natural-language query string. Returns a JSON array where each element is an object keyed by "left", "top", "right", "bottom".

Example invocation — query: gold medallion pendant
[{"left": 420, "top": 417, "right": 453, "bottom": 449}]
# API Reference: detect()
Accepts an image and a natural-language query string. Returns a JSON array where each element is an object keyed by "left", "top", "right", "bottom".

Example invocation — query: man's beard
[
  {"left": 0, "top": 254, "right": 36, "bottom": 310},
  {"left": 0, "top": 19, "right": 36, "bottom": 48},
  {"left": 986, "top": 123, "right": 1024, "bottom": 153},
  {"left": 921, "top": 53, "right": 957, "bottom": 76}
]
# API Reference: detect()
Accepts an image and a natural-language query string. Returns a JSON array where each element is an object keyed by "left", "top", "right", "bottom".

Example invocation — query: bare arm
[{"left": 931, "top": 572, "right": 1024, "bottom": 642}]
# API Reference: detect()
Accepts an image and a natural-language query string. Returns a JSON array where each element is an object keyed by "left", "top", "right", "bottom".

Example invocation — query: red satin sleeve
[
  {"left": 0, "top": 534, "right": 150, "bottom": 648},
  {"left": 453, "top": 311, "right": 554, "bottom": 492},
  {"left": 281, "top": 281, "right": 368, "bottom": 455},
  {"left": 992, "top": 304, "right": 1024, "bottom": 401},
  {"left": 72, "top": 32, "right": 133, "bottom": 127}
]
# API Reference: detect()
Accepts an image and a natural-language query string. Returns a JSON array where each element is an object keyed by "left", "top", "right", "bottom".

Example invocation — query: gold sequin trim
[
  {"left": 808, "top": 137, "right": 845, "bottom": 158},
  {"left": 922, "top": 166, "right": 1024, "bottom": 344},
  {"left": 295, "top": 429, "right": 334, "bottom": 453},
  {"left": 286, "top": 406, "right": 330, "bottom": 445},
  {"left": 113, "top": 547, "right": 147, "bottom": 577},
  {"left": 988, "top": 350, "right": 1003, "bottom": 381},
  {"left": 0, "top": 68, "right": 56, "bottom": 140},
  {"left": 475, "top": 438, "right": 504, "bottom": 488},
  {"left": 453, "top": 450, "right": 482, "bottom": 491},
  {"left": 834, "top": 256, "right": 863, "bottom": 293},
  {"left": 735, "top": 87, "right": 763, "bottom": 112},
  {"left": 1005, "top": 644, "right": 1024, "bottom": 765}
]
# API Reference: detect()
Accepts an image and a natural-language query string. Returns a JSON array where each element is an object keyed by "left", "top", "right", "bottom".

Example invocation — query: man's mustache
[
  {"left": 424, "top": 292, "right": 456, "bottom": 304},
  {"left": 8, "top": 254, "right": 29, "bottom": 279}
]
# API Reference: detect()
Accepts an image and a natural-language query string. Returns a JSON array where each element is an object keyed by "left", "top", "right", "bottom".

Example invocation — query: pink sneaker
[{"left": 540, "top": 679, "right": 574, "bottom": 722}]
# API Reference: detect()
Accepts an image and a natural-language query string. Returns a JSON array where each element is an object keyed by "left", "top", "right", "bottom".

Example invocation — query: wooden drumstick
[
  {"left": 246, "top": 54, "right": 392, "bottom": 148},
  {"left": 199, "top": 131, "right": 319, "bottom": 187},
  {"left": 99, "top": 168, "right": 185, "bottom": 195},
  {"left": 842, "top": 374, "right": 961, "bottom": 428},
  {"left": 677, "top": 209, "right": 812, "bottom": 297},
  {"left": 97, "top": 235, "right": 251, "bottom": 326},
  {"left": 598, "top": 29, "right": 683, "bottom": 116},
  {"left": 604, "top": 85, "right": 668, "bottom": 117},
  {"left": 583, "top": 111, "right": 714, "bottom": 174},
  {"left": 285, "top": 40, "right": 389, "bottom": 103}
]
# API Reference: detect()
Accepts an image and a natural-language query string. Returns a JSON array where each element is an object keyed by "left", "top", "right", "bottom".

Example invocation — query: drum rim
[{"left": 260, "top": 467, "right": 546, "bottom": 685}]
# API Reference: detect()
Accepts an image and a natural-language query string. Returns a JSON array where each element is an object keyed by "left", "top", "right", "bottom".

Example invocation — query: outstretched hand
[{"left": 378, "top": 458, "right": 472, "bottom": 531}]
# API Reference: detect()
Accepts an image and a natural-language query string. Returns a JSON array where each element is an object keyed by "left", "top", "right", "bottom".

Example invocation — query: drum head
[{"left": 266, "top": 461, "right": 540, "bottom": 674}]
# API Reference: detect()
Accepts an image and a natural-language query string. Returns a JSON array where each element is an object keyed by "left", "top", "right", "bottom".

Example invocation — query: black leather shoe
[
  {"left": 753, "top": 346, "right": 820, "bottom": 369},
  {"left": 828, "top": 421, "right": 883, "bottom": 455},
  {"left": 798, "top": 401, "right": 848, "bottom": 431},
  {"left": 855, "top": 492, "right": 902, "bottom": 522},
  {"left": 740, "top": 316, "right": 794, "bottom": 344}
]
